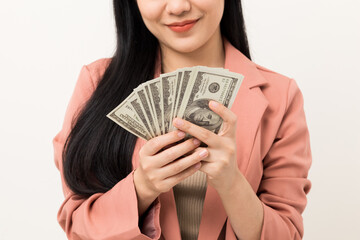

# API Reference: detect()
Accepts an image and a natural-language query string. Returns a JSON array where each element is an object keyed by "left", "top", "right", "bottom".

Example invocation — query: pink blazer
[{"left": 53, "top": 37, "right": 312, "bottom": 240}]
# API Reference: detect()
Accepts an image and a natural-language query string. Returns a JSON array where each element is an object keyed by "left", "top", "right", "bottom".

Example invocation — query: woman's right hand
[{"left": 133, "top": 130, "right": 208, "bottom": 216}]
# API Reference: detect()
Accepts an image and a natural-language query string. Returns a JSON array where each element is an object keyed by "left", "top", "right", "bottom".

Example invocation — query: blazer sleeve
[
  {"left": 258, "top": 79, "right": 312, "bottom": 239},
  {"left": 53, "top": 65, "right": 161, "bottom": 240}
]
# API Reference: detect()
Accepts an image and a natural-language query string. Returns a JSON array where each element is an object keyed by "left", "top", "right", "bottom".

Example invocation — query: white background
[{"left": 0, "top": 0, "right": 359, "bottom": 239}]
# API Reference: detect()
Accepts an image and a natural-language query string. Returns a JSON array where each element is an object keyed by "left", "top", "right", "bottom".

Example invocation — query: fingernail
[
  {"left": 174, "top": 118, "right": 183, "bottom": 127},
  {"left": 177, "top": 131, "right": 185, "bottom": 138},
  {"left": 210, "top": 101, "right": 218, "bottom": 108},
  {"left": 194, "top": 162, "right": 202, "bottom": 169},
  {"left": 199, "top": 149, "right": 208, "bottom": 158},
  {"left": 193, "top": 138, "right": 200, "bottom": 145}
]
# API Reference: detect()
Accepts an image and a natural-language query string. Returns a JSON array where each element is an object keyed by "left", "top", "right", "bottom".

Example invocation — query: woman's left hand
[{"left": 172, "top": 100, "right": 240, "bottom": 194}]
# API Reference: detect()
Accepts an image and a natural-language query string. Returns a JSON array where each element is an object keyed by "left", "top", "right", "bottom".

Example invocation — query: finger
[
  {"left": 160, "top": 147, "right": 208, "bottom": 182},
  {"left": 182, "top": 147, "right": 198, "bottom": 157},
  {"left": 141, "top": 130, "right": 186, "bottom": 156},
  {"left": 173, "top": 118, "right": 218, "bottom": 146},
  {"left": 177, "top": 142, "right": 207, "bottom": 157},
  {"left": 156, "top": 138, "right": 201, "bottom": 167},
  {"left": 160, "top": 161, "right": 202, "bottom": 193},
  {"left": 208, "top": 100, "right": 237, "bottom": 137}
]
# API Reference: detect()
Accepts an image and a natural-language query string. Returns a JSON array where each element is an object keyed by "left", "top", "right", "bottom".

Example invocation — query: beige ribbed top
[{"left": 173, "top": 170, "right": 208, "bottom": 240}]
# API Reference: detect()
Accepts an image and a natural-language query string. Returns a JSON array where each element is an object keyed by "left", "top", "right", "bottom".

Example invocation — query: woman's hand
[
  {"left": 172, "top": 100, "right": 240, "bottom": 194},
  {"left": 134, "top": 130, "right": 207, "bottom": 201}
]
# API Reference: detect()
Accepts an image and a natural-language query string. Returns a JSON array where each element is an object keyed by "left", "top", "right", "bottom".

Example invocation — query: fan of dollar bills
[{"left": 107, "top": 66, "right": 244, "bottom": 141}]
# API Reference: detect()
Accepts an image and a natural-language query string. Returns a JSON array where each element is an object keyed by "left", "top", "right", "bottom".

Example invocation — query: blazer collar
[
  {"left": 155, "top": 36, "right": 269, "bottom": 240},
  {"left": 222, "top": 36, "right": 268, "bottom": 89}
]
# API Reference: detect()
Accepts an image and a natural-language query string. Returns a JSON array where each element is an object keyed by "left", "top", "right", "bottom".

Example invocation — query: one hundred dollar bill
[
  {"left": 136, "top": 87, "right": 159, "bottom": 136},
  {"left": 147, "top": 78, "right": 164, "bottom": 135},
  {"left": 107, "top": 94, "right": 152, "bottom": 140},
  {"left": 176, "top": 66, "right": 243, "bottom": 134},
  {"left": 161, "top": 72, "right": 177, "bottom": 133},
  {"left": 128, "top": 92, "right": 156, "bottom": 138}
]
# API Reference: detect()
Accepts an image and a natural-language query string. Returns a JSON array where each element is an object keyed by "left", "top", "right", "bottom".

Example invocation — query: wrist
[
  {"left": 217, "top": 169, "right": 244, "bottom": 197},
  {"left": 133, "top": 168, "right": 159, "bottom": 217}
]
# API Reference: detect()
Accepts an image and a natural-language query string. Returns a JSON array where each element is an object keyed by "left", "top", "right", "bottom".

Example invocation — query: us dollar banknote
[
  {"left": 107, "top": 93, "right": 152, "bottom": 140},
  {"left": 176, "top": 66, "right": 243, "bottom": 134},
  {"left": 147, "top": 78, "right": 164, "bottom": 135},
  {"left": 129, "top": 92, "right": 156, "bottom": 138},
  {"left": 136, "top": 88, "right": 159, "bottom": 136},
  {"left": 161, "top": 72, "right": 177, "bottom": 133},
  {"left": 107, "top": 66, "right": 244, "bottom": 140}
]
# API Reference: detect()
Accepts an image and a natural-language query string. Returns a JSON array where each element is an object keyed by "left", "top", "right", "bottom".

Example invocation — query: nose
[{"left": 165, "top": 0, "right": 191, "bottom": 16}]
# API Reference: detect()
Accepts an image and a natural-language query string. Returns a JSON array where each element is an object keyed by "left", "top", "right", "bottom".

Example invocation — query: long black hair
[{"left": 63, "top": 0, "right": 251, "bottom": 198}]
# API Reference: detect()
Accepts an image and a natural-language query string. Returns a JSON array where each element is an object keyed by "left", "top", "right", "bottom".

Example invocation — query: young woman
[{"left": 53, "top": 0, "right": 312, "bottom": 239}]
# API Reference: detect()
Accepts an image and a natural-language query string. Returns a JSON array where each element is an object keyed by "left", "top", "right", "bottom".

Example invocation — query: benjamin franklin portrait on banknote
[{"left": 183, "top": 99, "right": 222, "bottom": 131}]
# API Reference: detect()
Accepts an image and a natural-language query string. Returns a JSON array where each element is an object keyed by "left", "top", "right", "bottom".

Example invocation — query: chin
[
  {"left": 168, "top": 37, "right": 205, "bottom": 54},
  {"left": 175, "top": 46, "right": 199, "bottom": 53}
]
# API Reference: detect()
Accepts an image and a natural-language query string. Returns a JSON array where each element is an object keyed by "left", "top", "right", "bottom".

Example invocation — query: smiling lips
[{"left": 167, "top": 19, "right": 199, "bottom": 33}]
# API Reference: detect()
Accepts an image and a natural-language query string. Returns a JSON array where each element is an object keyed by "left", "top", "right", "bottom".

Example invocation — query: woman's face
[{"left": 136, "top": 0, "right": 225, "bottom": 53}]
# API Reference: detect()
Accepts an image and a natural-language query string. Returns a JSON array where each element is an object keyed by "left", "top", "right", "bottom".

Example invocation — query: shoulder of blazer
[
  {"left": 254, "top": 63, "right": 293, "bottom": 87},
  {"left": 254, "top": 63, "right": 296, "bottom": 97},
  {"left": 85, "top": 58, "right": 112, "bottom": 86},
  {"left": 253, "top": 63, "right": 298, "bottom": 115}
]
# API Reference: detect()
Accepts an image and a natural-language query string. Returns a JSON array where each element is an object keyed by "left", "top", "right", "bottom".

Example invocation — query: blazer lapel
[
  {"left": 159, "top": 191, "right": 182, "bottom": 240},
  {"left": 222, "top": 36, "right": 269, "bottom": 174},
  {"left": 198, "top": 38, "right": 269, "bottom": 240}
]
